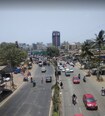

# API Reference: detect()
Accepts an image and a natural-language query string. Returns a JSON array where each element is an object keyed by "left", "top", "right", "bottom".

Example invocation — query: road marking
[{"left": 0, "top": 82, "right": 26, "bottom": 107}]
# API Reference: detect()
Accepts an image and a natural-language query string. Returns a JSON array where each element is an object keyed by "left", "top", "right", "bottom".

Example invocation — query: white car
[
  {"left": 62, "top": 68, "right": 65, "bottom": 72},
  {"left": 69, "top": 69, "right": 74, "bottom": 73},
  {"left": 65, "top": 68, "right": 70, "bottom": 71},
  {"left": 41, "top": 67, "right": 46, "bottom": 73},
  {"left": 3, "top": 77, "right": 11, "bottom": 82}
]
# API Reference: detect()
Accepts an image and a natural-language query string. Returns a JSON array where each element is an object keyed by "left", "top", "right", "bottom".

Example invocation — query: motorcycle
[
  {"left": 72, "top": 99, "right": 76, "bottom": 105},
  {"left": 33, "top": 81, "right": 36, "bottom": 87},
  {"left": 83, "top": 77, "right": 86, "bottom": 82}
]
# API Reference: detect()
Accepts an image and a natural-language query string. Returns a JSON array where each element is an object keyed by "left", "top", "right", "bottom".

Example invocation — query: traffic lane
[
  {"left": 74, "top": 67, "right": 105, "bottom": 116},
  {"left": 0, "top": 82, "right": 32, "bottom": 116},
  {"left": 61, "top": 70, "right": 105, "bottom": 116},
  {"left": 71, "top": 67, "right": 105, "bottom": 116},
  {"left": 0, "top": 65, "right": 54, "bottom": 116},
  {"left": 61, "top": 71, "right": 86, "bottom": 116},
  {"left": 61, "top": 72, "right": 75, "bottom": 116},
  {"left": 34, "top": 65, "right": 54, "bottom": 83}
]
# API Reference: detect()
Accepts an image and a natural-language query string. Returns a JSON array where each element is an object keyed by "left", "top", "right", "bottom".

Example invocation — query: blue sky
[{"left": 0, "top": 1, "right": 105, "bottom": 44}]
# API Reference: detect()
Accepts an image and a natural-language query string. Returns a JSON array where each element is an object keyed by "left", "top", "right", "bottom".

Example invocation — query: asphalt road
[
  {"left": 61, "top": 65, "right": 105, "bottom": 116},
  {"left": 0, "top": 64, "right": 54, "bottom": 116}
]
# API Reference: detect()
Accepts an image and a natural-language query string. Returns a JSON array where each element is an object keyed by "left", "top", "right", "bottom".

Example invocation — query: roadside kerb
[{"left": 49, "top": 65, "right": 55, "bottom": 116}]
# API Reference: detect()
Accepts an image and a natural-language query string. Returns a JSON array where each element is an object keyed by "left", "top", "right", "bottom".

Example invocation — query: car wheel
[
  {"left": 95, "top": 107, "right": 98, "bottom": 110},
  {"left": 86, "top": 106, "right": 89, "bottom": 110}
]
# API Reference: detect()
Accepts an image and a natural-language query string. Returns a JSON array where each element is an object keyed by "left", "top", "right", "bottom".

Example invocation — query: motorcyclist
[
  {"left": 30, "top": 77, "right": 33, "bottom": 83},
  {"left": 101, "top": 87, "right": 105, "bottom": 96},
  {"left": 60, "top": 81, "right": 63, "bottom": 89},
  {"left": 78, "top": 73, "right": 81, "bottom": 79},
  {"left": 83, "top": 76, "right": 86, "bottom": 82},
  {"left": 72, "top": 94, "right": 77, "bottom": 105},
  {"left": 33, "top": 80, "right": 36, "bottom": 87}
]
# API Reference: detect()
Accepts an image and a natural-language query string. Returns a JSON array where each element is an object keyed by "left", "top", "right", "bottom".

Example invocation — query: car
[
  {"left": 41, "top": 67, "right": 46, "bottom": 73},
  {"left": 3, "top": 73, "right": 11, "bottom": 82},
  {"left": 28, "top": 62, "right": 32, "bottom": 69},
  {"left": 61, "top": 68, "right": 65, "bottom": 72},
  {"left": 83, "top": 94, "right": 98, "bottom": 110},
  {"left": 39, "top": 61, "right": 43, "bottom": 67},
  {"left": 69, "top": 68, "right": 74, "bottom": 73},
  {"left": 3, "top": 77, "right": 11, "bottom": 82},
  {"left": 13, "top": 67, "right": 21, "bottom": 74},
  {"left": 46, "top": 76, "right": 52, "bottom": 82},
  {"left": 43, "top": 61, "right": 47, "bottom": 65},
  {"left": 72, "top": 76, "right": 80, "bottom": 84},
  {"left": 74, "top": 114, "right": 84, "bottom": 116},
  {"left": 65, "top": 70, "right": 70, "bottom": 76}
]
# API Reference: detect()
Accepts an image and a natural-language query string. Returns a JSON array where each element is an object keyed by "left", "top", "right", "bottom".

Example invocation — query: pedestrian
[{"left": 101, "top": 87, "right": 105, "bottom": 96}]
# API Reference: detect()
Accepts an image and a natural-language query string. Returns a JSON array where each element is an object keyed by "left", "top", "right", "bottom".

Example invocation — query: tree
[
  {"left": 47, "top": 46, "right": 60, "bottom": 57},
  {"left": 80, "top": 40, "right": 94, "bottom": 69},
  {"left": 94, "top": 30, "right": 105, "bottom": 66},
  {"left": 93, "top": 30, "right": 105, "bottom": 81},
  {"left": 0, "top": 42, "right": 27, "bottom": 67}
]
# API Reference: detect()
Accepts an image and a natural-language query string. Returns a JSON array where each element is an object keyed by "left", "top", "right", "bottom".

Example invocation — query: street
[
  {"left": 0, "top": 64, "right": 54, "bottom": 116},
  {"left": 61, "top": 65, "right": 105, "bottom": 116}
]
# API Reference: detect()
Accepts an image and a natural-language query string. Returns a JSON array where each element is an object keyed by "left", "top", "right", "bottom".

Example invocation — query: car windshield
[
  {"left": 74, "top": 78, "right": 79, "bottom": 80},
  {"left": 87, "top": 98, "right": 95, "bottom": 102},
  {"left": 66, "top": 70, "right": 70, "bottom": 73}
]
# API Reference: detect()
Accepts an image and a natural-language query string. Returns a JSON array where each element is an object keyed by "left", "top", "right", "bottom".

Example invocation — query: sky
[{"left": 0, "top": 0, "right": 105, "bottom": 45}]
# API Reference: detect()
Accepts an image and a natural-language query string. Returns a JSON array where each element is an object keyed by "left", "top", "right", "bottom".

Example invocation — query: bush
[
  {"left": 52, "top": 83, "right": 60, "bottom": 115},
  {"left": 52, "top": 112, "right": 59, "bottom": 116}
]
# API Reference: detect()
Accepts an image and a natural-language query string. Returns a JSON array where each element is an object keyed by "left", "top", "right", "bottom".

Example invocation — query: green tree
[
  {"left": 47, "top": 46, "right": 60, "bottom": 57},
  {"left": 81, "top": 40, "right": 94, "bottom": 69},
  {"left": 94, "top": 30, "right": 105, "bottom": 66},
  {"left": 93, "top": 30, "right": 105, "bottom": 81},
  {"left": 0, "top": 42, "right": 27, "bottom": 67}
]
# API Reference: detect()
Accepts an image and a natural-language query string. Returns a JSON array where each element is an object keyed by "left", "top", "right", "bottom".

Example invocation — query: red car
[
  {"left": 74, "top": 114, "right": 84, "bottom": 116},
  {"left": 72, "top": 76, "right": 80, "bottom": 84},
  {"left": 83, "top": 94, "right": 98, "bottom": 110}
]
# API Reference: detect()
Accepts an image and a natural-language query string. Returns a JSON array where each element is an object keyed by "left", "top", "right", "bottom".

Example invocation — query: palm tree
[
  {"left": 93, "top": 30, "right": 105, "bottom": 81},
  {"left": 81, "top": 40, "right": 94, "bottom": 70},
  {"left": 94, "top": 30, "right": 105, "bottom": 66}
]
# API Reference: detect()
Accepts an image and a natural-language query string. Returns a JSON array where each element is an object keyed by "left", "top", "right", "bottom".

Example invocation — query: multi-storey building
[{"left": 52, "top": 31, "right": 60, "bottom": 47}]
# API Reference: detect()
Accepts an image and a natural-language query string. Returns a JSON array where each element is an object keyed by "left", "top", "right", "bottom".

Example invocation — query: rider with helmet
[
  {"left": 72, "top": 94, "right": 77, "bottom": 105},
  {"left": 83, "top": 76, "right": 86, "bottom": 82},
  {"left": 78, "top": 73, "right": 81, "bottom": 79}
]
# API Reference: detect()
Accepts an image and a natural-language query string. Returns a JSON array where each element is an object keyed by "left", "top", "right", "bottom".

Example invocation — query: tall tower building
[{"left": 52, "top": 31, "right": 60, "bottom": 47}]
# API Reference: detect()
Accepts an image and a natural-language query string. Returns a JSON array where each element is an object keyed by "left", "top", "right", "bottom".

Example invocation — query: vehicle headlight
[{"left": 87, "top": 104, "right": 92, "bottom": 106}]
